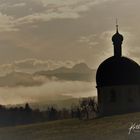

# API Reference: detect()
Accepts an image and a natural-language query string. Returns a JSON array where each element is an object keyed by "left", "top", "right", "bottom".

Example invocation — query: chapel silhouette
[{"left": 96, "top": 24, "right": 140, "bottom": 116}]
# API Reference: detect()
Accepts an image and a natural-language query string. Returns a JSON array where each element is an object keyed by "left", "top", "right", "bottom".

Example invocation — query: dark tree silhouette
[{"left": 0, "top": 97, "right": 98, "bottom": 127}]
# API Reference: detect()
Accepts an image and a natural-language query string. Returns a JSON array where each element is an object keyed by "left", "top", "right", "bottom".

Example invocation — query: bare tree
[{"left": 79, "top": 97, "right": 98, "bottom": 119}]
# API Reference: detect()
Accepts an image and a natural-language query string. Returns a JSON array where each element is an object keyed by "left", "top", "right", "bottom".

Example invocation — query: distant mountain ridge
[
  {"left": 0, "top": 63, "right": 95, "bottom": 87},
  {"left": 34, "top": 63, "right": 95, "bottom": 82}
]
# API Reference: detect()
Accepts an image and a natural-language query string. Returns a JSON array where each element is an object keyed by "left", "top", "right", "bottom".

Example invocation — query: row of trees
[{"left": 0, "top": 97, "right": 98, "bottom": 126}]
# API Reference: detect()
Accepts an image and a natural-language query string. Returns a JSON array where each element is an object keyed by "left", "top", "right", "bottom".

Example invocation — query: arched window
[{"left": 110, "top": 89, "right": 116, "bottom": 102}]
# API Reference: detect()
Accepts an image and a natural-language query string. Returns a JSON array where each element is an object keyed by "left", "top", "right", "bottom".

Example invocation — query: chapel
[{"left": 96, "top": 24, "right": 140, "bottom": 116}]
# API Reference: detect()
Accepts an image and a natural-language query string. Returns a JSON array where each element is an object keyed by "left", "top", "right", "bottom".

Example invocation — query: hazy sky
[
  {"left": 0, "top": 81, "right": 95, "bottom": 105},
  {"left": 0, "top": 0, "right": 140, "bottom": 105},
  {"left": 0, "top": 0, "right": 139, "bottom": 71}
]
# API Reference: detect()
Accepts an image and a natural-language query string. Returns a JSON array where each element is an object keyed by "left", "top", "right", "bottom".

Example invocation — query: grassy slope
[{"left": 0, "top": 112, "right": 140, "bottom": 140}]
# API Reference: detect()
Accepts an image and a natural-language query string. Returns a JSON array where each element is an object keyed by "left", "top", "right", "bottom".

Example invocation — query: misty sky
[
  {"left": 0, "top": 0, "right": 140, "bottom": 105},
  {"left": 0, "top": 0, "right": 139, "bottom": 70}
]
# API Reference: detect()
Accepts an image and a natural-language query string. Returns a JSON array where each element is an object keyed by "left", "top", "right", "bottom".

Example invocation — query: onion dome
[
  {"left": 96, "top": 56, "right": 140, "bottom": 87},
  {"left": 112, "top": 24, "right": 123, "bottom": 47}
]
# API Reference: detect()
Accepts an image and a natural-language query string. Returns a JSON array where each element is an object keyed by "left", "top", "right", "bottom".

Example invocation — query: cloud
[
  {"left": 14, "top": 0, "right": 95, "bottom": 25},
  {"left": 0, "top": 2, "right": 26, "bottom": 9},
  {"left": 0, "top": 0, "right": 115, "bottom": 32},
  {"left": 16, "top": 0, "right": 113, "bottom": 25},
  {"left": 0, "top": 59, "right": 77, "bottom": 76},
  {"left": 10, "top": 3, "right": 26, "bottom": 8},
  {"left": 0, "top": 13, "right": 18, "bottom": 32},
  {"left": 14, "top": 58, "right": 75, "bottom": 71},
  {"left": 78, "top": 34, "right": 99, "bottom": 48},
  {"left": 39, "top": 0, "right": 112, "bottom": 7},
  {"left": 0, "top": 81, "right": 96, "bottom": 105}
]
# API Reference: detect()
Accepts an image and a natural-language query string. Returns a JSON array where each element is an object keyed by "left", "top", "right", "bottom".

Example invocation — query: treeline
[{"left": 0, "top": 97, "right": 98, "bottom": 127}]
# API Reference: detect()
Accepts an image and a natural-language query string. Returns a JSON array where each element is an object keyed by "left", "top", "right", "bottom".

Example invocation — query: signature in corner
[{"left": 128, "top": 122, "right": 140, "bottom": 135}]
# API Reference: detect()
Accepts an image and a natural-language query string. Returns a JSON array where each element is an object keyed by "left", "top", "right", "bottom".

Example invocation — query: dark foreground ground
[{"left": 0, "top": 112, "right": 140, "bottom": 140}]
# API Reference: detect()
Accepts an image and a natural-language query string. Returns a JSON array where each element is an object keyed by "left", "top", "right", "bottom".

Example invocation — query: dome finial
[{"left": 116, "top": 18, "right": 119, "bottom": 33}]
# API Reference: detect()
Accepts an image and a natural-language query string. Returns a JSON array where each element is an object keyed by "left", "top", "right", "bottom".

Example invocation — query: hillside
[{"left": 0, "top": 112, "right": 140, "bottom": 140}]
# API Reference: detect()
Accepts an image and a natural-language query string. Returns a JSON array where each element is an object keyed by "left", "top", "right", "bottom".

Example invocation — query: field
[{"left": 0, "top": 112, "right": 140, "bottom": 140}]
